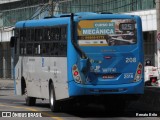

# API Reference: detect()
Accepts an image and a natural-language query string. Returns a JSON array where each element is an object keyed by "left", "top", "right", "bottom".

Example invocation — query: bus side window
[
  {"left": 26, "top": 43, "right": 33, "bottom": 55},
  {"left": 20, "top": 29, "right": 26, "bottom": 55},
  {"left": 58, "top": 43, "right": 67, "bottom": 56},
  {"left": 30, "top": 29, "right": 35, "bottom": 41},
  {"left": 34, "top": 28, "right": 43, "bottom": 55},
  {"left": 26, "top": 29, "right": 31, "bottom": 41},
  {"left": 34, "top": 43, "right": 41, "bottom": 55},
  {"left": 50, "top": 26, "right": 67, "bottom": 57},
  {"left": 50, "top": 43, "right": 58, "bottom": 56},
  {"left": 44, "top": 28, "right": 50, "bottom": 41},
  {"left": 60, "top": 27, "right": 67, "bottom": 41},
  {"left": 59, "top": 26, "right": 67, "bottom": 56},
  {"left": 35, "top": 28, "right": 43, "bottom": 41},
  {"left": 14, "top": 29, "right": 19, "bottom": 55},
  {"left": 42, "top": 43, "right": 50, "bottom": 55},
  {"left": 20, "top": 43, "right": 24, "bottom": 55},
  {"left": 15, "top": 37, "right": 20, "bottom": 55}
]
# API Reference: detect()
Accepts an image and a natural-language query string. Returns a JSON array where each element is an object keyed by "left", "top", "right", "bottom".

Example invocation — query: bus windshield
[{"left": 77, "top": 19, "right": 136, "bottom": 46}]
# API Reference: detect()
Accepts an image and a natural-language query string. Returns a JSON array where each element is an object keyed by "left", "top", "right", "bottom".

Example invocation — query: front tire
[{"left": 49, "top": 82, "right": 60, "bottom": 112}]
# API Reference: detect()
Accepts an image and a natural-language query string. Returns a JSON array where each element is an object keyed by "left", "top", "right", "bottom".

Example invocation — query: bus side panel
[
  {"left": 21, "top": 57, "right": 69, "bottom": 100},
  {"left": 40, "top": 57, "right": 69, "bottom": 100}
]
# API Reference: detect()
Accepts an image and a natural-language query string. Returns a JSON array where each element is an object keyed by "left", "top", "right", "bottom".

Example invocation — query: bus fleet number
[
  {"left": 126, "top": 57, "right": 136, "bottom": 63},
  {"left": 124, "top": 73, "right": 134, "bottom": 79}
]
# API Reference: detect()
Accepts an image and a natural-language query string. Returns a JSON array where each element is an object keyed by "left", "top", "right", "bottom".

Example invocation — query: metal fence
[
  {"left": 0, "top": 0, "right": 156, "bottom": 27},
  {"left": 58, "top": 0, "right": 155, "bottom": 14}
]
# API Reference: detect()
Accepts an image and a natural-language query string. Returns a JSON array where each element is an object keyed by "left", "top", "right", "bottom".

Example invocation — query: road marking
[{"left": 0, "top": 104, "right": 63, "bottom": 120}]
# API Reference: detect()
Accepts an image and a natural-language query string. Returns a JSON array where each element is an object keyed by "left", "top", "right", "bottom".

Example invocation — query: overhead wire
[{"left": 1, "top": 0, "right": 141, "bottom": 29}]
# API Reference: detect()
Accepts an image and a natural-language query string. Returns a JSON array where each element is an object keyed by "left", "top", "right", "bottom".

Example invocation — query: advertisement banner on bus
[{"left": 77, "top": 19, "right": 136, "bottom": 46}]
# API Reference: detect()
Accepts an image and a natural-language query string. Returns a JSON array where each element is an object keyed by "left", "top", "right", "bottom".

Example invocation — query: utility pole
[
  {"left": 49, "top": 0, "right": 54, "bottom": 16},
  {"left": 52, "top": 0, "right": 54, "bottom": 16},
  {"left": 49, "top": 0, "right": 58, "bottom": 16},
  {"left": 156, "top": 0, "right": 160, "bottom": 68}
]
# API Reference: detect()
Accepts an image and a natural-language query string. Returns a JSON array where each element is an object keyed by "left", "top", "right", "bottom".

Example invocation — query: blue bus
[{"left": 10, "top": 12, "right": 144, "bottom": 112}]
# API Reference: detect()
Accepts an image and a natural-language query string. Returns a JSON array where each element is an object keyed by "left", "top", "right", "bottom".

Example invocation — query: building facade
[{"left": 0, "top": 0, "right": 157, "bottom": 78}]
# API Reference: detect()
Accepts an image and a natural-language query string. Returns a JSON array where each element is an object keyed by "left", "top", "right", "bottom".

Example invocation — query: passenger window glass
[
  {"left": 42, "top": 43, "right": 50, "bottom": 54},
  {"left": 50, "top": 42, "right": 67, "bottom": 56},
  {"left": 20, "top": 43, "right": 26, "bottom": 55},
  {"left": 18, "top": 26, "right": 67, "bottom": 56},
  {"left": 20, "top": 29, "right": 26, "bottom": 42},
  {"left": 44, "top": 28, "right": 50, "bottom": 41},
  {"left": 26, "top": 43, "right": 33, "bottom": 55},
  {"left": 14, "top": 29, "right": 19, "bottom": 55},
  {"left": 61, "top": 27, "right": 67, "bottom": 41},
  {"left": 30, "top": 29, "right": 35, "bottom": 41},
  {"left": 34, "top": 43, "right": 41, "bottom": 55},
  {"left": 35, "top": 29, "right": 43, "bottom": 41}
]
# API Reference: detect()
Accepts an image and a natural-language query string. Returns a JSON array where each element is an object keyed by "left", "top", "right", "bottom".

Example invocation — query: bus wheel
[
  {"left": 49, "top": 82, "right": 60, "bottom": 112},
  {"left": 25, "top": 97, "right": 36, "bottom": 106},
  {"left": 25, "top": 88, "right": 36, "bottom": 106}
]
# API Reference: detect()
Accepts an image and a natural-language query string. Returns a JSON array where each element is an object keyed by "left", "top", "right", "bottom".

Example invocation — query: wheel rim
[
  {"left": 24, "top": 88, "right": 27, "bottom": 96},
  {"left": 50, "top": 85, "right": 54, "bottom": 106}
]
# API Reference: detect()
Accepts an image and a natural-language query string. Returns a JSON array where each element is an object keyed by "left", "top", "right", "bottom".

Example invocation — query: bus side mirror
[{"left": 10, "top": 36, "right": 17, "bottom": 47}]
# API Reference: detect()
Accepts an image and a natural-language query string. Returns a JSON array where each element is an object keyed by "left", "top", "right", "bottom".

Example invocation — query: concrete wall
[
  {"left": 0, "top": 28, "right": 13, "bottom": 42},
  {"left": 125, "top": 9, "right": 157, "bottom": 31}
]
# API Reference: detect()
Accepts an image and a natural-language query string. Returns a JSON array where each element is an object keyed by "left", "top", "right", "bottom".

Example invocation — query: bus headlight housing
[
  {"left": 72, "top": 64, "right": 82, "bottom": 83},
  {"left": 133, "top": 63, "right": 143, "bottom": 82}
]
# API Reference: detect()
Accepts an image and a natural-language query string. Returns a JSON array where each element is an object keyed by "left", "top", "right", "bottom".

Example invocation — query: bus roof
[
  {"left": 15, "top": 12, "right": 141, "bottom": 28},
  {"left": 15, "top": 17, "right": 70, "bottom": 28}
]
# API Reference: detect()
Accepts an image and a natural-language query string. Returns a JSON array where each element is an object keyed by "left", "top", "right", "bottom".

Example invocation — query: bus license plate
[{"left": 102, "top": 75, "right": 115, "bottom": 79}]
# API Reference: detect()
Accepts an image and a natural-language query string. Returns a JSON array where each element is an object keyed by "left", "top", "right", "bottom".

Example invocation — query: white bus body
[{"left": 15, "top": 56, "right": 69, "bottom": 100}]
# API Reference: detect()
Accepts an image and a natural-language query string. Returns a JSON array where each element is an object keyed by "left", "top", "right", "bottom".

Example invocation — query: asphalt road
[{"left": 0, "top": 88, "right": 160, "bottom": 120}]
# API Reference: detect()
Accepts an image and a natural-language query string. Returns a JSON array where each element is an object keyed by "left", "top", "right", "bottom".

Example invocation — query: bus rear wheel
[
  {"left": 25, "top": 97, "right": 36, "bottom": 106},
  {"left": 49, "top": 82, "right": 60, "bottom": 112},
  {"left": 25, "top": 88, "right": 36, "bottom": 106}
]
